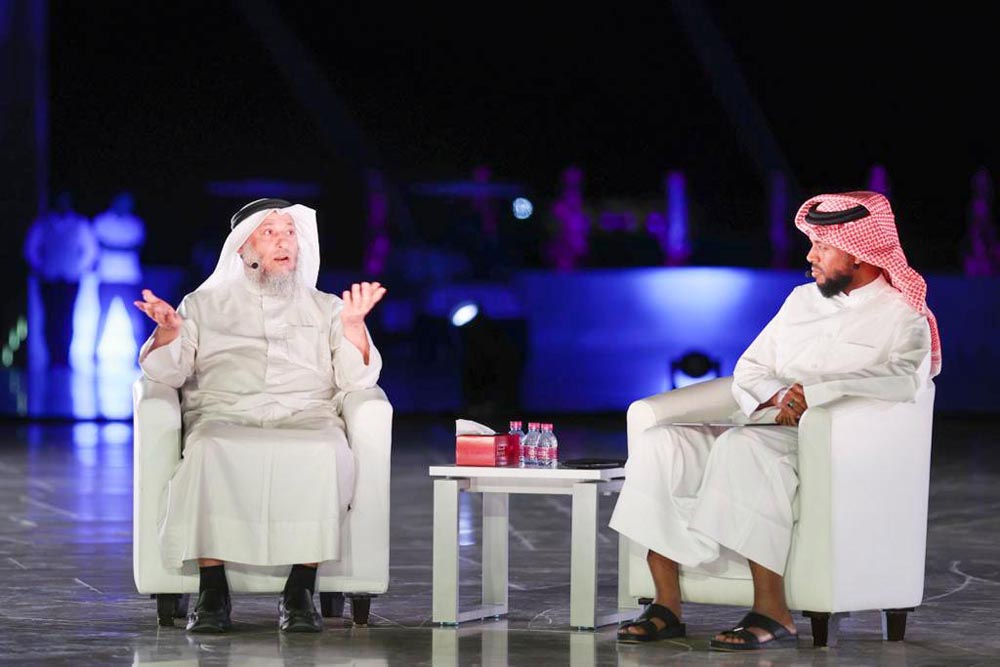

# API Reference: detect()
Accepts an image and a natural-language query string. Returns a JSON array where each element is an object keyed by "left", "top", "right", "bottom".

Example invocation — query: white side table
[{"left": 429, "top": 464, "right": 639, "bottom": 630}]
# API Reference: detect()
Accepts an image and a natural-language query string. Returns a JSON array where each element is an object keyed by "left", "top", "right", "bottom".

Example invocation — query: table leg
[
  {"left": 618, "top": 532, "right": 640, "bottom": 612},
  {"left": 482, "top": 492, "right": 509, "bottom": 615},
  {"left": 570, "top": 481, "right": 598, "bottom": 629},
  {"left": 433, "top": 479, "right": 461, "bottom": 624}
]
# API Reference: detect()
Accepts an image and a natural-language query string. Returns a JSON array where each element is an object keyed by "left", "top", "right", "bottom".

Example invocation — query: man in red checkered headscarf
[
  {"left": 613, "top": 190, "right": 937, "bottom": 650},
  {"left": 794, "top": 190, "right": 941, "bottom": 376}
]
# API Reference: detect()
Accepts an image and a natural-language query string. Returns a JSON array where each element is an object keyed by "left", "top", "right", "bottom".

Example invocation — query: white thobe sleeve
[
  {"left": 803, "top": 312, "right": 931, "bottom": 408},
  {"left": 330, "top": 305, "right": 382, "bottom": 392},
  {"left": 138, "top": 298, "right": 198, "bottom": 389},
  {"left": 732, "top": 296, "right": 793, "bottom": 417}
]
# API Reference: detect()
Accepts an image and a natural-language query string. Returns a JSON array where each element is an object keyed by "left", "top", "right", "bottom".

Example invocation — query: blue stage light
[
  {"left": 450, "top": 301, "right": 480, "bottom": 327},
  {"left": 512, "top": 197, "right": 533, "bottom": 220}
]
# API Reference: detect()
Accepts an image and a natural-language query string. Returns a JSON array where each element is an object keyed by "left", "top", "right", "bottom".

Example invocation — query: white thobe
[
  {"left": 140, "top": 277, "right": 382, "bottom": 568},
  {"left": 610, "top": 275, "right": 932, "bottom": 576}
]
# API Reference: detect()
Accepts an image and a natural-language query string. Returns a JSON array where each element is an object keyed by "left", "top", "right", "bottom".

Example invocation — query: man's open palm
[
  {"left": 341, "top": 282, "right": 387, "bottom": 325},
  {"left": 134, "top": 289, "right": 183, "bottom": 331}
]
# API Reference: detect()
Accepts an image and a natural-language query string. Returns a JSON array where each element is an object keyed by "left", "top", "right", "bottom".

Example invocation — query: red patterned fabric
[{"left": 794, "top": 191, "right": 941, "bottom": 376}]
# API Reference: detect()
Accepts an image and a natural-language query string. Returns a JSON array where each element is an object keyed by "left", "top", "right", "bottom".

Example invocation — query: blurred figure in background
[
  {"left": 962, "top": 168, "right": 1000, "bottom": 276},
  {"left": 546, "top": 166, "right": 590, "bottom": 271},
  {"left": 650, "top": 170, "right": 692, "bottom": 266},
  {"left": 93, "top": 191, "right": 148, "bottom": 357},
  {"left": 23, "top": 192, "right": 98, "bottom": 367},
  {"left": 364, "top": 170, "right": 391, "bottom": 277},
  {"left": 867, "top": 163, "right": 892, "bottom": 198}
]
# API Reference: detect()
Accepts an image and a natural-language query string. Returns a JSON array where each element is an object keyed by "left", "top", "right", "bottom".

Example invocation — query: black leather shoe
[
  {"left": 279, "top": 588, "right": 323, "bottom": 633},
  {"left": 186, "top": 589, "right": 232, "bottom": 633}
]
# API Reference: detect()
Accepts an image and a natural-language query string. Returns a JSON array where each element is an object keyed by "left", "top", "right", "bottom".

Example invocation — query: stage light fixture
[
  {"left": 450, "top": 301, "right": 480, "bottom": 327},
  {"left": 512, "top": 198, "right": 533, "bottom": 220},
  {"left": 670, "top": 350, "right": 721, "bottom": 389}
]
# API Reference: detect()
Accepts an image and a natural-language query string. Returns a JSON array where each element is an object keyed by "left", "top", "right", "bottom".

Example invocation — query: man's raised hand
[
  {"left": 133, "top": 289, "right": 183, "bottom": 331},
  {"left": 341, "top": 282, "right": 387, "bottom": 326}
]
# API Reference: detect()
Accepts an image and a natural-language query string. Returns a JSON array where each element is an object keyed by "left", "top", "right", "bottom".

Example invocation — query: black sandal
[
  {"left": 617, "top": 603, "right": 686, "bottom": 643},
  {"left": 709, "top": 611, "right": 798, "bottom": 651}
]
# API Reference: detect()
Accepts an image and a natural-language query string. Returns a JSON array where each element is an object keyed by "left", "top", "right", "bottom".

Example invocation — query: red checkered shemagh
[{"left": 794, "top": 191, "right": 941, "bottom": 377}]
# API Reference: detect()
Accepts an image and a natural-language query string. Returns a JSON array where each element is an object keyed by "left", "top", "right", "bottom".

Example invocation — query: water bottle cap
[
  {"left": 509, "top": 420, "right": 522, "bottom": 429},
  {"left": 528, "top": 422, "right": 540, "bottom": 429}
]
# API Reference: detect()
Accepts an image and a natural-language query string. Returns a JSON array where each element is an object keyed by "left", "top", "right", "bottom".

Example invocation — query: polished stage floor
[{"left": 0, "top": 416, "right": 998, "bottom": 666}]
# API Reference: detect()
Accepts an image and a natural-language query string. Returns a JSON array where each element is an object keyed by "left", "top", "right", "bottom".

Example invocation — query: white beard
[
  {"left": 242, "top": 248, "right": 298, "bottom": 297},
  {"left": 257, "top": 269, "right": 297, "bottom": 297}
]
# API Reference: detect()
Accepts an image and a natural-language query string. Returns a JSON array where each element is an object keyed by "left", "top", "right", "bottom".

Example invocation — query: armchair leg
[
  {"left": 155, "top": 593, "right": 188, "bottom": 627},
  {"left": 320, "top": 592, "right": 345, "bottom": 618},
  {"left": 881, "top": 608, "right": 913, "bottom": 641},
  {"left": 802, "top": 611, "right": 848, "bottom": 647},
  {"left": 348, "top": 594, "right": 373, "bottom": 625}
]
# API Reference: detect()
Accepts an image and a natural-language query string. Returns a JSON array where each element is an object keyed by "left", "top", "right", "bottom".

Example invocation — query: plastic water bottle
[
  {"left": 523, "top": 422, "right": 541, "bottom": 465},
  {"left": 544, "top": 423, "right": 558, "bottom": 466},
  {"left": 536, "top": 423, "right": 551, "bottom": 466},
  {"left": 509, "top": 420, "right": 525, "bottom": 466}
]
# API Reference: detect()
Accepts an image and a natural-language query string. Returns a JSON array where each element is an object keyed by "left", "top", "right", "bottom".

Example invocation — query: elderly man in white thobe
[
  {"left": 611, "top": 191, "right": 940, "bottom": 650},
  {"left": 134, "top": 198, "right": 386, "bottom": 634}
]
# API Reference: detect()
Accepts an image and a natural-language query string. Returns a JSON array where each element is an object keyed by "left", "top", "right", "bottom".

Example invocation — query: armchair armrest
[
  {"left": 132, "top": 377, "right": 183, "bottom": 591},
  {"left": 342, "top": 386, "right": 393, "bottom": 463},
  {"left": 627, "top": 377, "right": 738, "bottom": 455},
  {"left": 336, "top": 386, "right": 393, "bottom": 591},
  {"left": 791, "top": 384, "right": 936, "bottom": 611}
]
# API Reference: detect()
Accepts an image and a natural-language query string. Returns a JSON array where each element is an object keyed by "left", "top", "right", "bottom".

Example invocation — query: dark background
[{"left": 46, "top": 1, "right": 999, "bottom": 271}]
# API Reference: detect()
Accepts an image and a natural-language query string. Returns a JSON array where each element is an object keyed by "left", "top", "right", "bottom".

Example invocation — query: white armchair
[
  {"left": 132, "top": 377, "right": 393, "bottom": 626},
  {"left": 625, "top": 376, "right": 935, "bottom": 646}
]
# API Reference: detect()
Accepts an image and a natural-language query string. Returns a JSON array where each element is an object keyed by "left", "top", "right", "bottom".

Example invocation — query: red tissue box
[{"left": 456, "top": 434, "right": 519, "bottom": 467}]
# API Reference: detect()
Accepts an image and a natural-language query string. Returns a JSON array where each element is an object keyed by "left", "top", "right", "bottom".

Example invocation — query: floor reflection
[
  {"left": 2, "top": 364, "right": 140, "bottom": 420},
  {"left": 1, "top": 420, "right": 998, "bottom": 666},
  {"left": 131, "top": 629, "right": 393, "bottom": 666}
]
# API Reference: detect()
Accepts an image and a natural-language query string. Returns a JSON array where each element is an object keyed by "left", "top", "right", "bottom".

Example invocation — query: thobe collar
[{"left": 830, "top": 273, "right": 889, "bottom": 307}]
